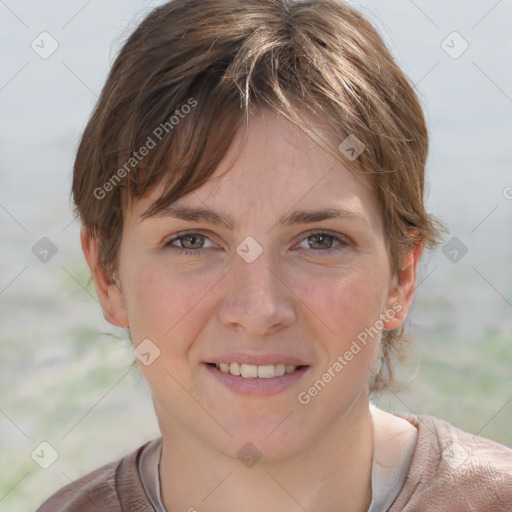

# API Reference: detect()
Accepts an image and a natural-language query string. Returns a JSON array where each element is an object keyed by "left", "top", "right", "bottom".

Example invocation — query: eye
[
  {"left": 164, "top": 231, "right": 215, "bottom": 256},
  {"left": 163, "top": 230, "right": 350, "bottom": 257},
  {"left": 295, "top": 230, "right": 349, "bottom": 255}
]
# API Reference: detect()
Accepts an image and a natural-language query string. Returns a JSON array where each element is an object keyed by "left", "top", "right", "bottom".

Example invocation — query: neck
[{"left": 158, "top": 391, "right": 373, "bottom": 512}]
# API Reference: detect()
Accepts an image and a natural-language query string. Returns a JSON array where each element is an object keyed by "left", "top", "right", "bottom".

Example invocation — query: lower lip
[{"left": 203, "top": 363, "right": 310, "bottom": 396}]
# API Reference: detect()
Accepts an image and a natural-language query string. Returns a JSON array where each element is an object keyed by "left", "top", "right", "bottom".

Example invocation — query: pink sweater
[{"left": 36, "top": 413, "right": 512, "bottom": 511}]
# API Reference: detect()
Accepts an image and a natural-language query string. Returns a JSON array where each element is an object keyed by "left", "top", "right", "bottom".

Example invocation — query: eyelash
[{"left": 163, "top": 230, "right": 350, "bottom": 257}]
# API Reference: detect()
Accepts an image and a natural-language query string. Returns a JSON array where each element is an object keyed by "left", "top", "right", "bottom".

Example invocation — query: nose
[{"left": 216, "top": 245, "right": 296, "bottom": 336}]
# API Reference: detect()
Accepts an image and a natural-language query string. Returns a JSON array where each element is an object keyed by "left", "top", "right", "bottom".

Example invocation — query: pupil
[
  {"left": 185, "top": 235, "right": 202, "bottom": 248},
  {"left": 311, "top": 234, "right": 331, "bottom": 249}
]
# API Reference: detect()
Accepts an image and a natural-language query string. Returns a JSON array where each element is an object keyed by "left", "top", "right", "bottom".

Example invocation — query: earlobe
[
  {"left": 382, "top": 240, "right": 425, "bottom": 330},
  {"left": 80, "top": 228, "right": 129, "bottom": 328}
]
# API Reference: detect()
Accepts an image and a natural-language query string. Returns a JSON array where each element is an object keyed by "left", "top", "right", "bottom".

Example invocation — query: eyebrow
[{"left": 140, "top": 204, "right": 371, "bottom": 230}]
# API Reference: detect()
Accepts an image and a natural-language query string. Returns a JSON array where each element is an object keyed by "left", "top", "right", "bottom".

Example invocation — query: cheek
[
  {"left": 297, "top": 264, "right": 388, "bottom": 341},
  {"left": 122, "top": 259, "right": 220, "bottom": 345}
]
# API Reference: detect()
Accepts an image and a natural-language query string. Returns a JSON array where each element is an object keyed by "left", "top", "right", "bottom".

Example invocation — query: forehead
[{"left": 129, "top": 110, "right": 383, "bottom": 232}]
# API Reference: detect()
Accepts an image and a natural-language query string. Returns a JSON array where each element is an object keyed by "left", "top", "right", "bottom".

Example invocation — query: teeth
[
  {"left": 214, "top": 362, "right": 298, "bottom": 378},
  {"left": 229, "top": 362, "right": 241, "bottom": 375}
]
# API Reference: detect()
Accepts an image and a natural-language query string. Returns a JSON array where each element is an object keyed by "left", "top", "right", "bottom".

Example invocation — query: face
[{"left": 85, "top": 109, "right": 417, "bottom": 461}]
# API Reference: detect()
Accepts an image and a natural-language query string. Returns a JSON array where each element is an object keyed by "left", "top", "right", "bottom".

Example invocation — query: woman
[{"left": 37, "top": 0, "right": 512, "bottom": 510}]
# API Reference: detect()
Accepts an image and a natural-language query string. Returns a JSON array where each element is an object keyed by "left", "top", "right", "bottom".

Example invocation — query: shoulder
[
  {"left": 389, "top": 413, "right": 512, "bottom": 511},
  {"left": 36, "top": 438, "right": 161, "bottom": 512}
]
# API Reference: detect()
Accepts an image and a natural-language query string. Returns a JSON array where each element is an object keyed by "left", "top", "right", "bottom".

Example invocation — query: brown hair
[{"left": 72, "top": 0, "right": 446, "bottom": 393}]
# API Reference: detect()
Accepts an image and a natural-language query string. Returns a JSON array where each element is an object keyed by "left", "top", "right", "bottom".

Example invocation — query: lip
[
  {"left": 203, "top": 362, "right": 310, "bottom": 396},
  {"left": 204, "top": 352, "right": 309, "bottom": 366}
]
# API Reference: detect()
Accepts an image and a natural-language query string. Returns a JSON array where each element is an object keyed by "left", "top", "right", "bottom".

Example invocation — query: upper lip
[{"left": 205, "top": 353, "right": 309, "bottom": 366}]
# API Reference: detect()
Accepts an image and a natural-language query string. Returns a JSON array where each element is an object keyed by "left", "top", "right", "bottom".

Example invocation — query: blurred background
[{"left": 1, "top": 0, "right": 511, "bottom": 510}]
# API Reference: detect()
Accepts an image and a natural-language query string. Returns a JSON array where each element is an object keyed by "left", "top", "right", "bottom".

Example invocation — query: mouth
[
  {"left": 203, "top": 362, "right": 310, "bottom": 395},
  {"left": 206, "top": 362, "right": 307, "bottom": 379}
]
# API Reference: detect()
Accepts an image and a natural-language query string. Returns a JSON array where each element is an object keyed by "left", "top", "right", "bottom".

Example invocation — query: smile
[
  {"left": 214, "top": 362, "right": 301, "bottom": 378},
  {"left": 204, "top": 362, "right": 310, "bottom": 395}
]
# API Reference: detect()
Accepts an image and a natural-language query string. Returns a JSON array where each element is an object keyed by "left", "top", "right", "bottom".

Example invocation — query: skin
[{"left": 82, "top": 109, "right": 423, "bottom": 512}]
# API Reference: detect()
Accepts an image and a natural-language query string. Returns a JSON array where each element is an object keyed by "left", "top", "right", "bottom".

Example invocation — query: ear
[
  {"left": 382, "top": 240, "right": 425, "bottom": 330},
  {"left": 80, "top": 227, "right": 129, "bottom": 328}
]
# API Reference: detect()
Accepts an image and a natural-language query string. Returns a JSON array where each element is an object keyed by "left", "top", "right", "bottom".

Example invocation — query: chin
[{"left": 215, "top": 416, "right": 307, "bottom": 462}]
